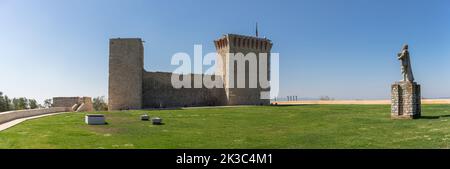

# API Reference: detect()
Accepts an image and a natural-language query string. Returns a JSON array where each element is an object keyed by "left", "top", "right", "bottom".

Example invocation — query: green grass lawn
[{"left": 1, "top": 104, "right": 450, "bottom": 149}]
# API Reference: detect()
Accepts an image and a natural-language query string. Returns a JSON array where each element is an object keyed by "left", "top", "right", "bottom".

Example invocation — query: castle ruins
[{"left": 108, "top": 34, "right": 273, "bottom": 110}]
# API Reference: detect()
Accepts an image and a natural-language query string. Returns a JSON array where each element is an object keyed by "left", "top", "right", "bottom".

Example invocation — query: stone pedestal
[{"left": 391, "top": 81, "right": 421, "bottom": 119}]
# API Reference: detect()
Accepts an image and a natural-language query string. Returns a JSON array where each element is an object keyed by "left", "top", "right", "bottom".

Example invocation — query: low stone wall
[
  {"left": 53, "top": 97, "right": 94, "bottom": 112},
  {"left": 53, "top": 97, "right": 81, "bottom": 107},
  {"left": 0, "top": 107, "right": 70, "bottom": 124}
]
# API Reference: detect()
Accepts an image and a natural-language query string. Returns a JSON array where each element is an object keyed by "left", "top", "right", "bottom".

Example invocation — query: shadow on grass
[
  {"left": 272, "top": 104, "right": 322, "bottom": 107},
  {"left": 88, "top": 122, "right": 109, "bottom": 125},
  {"left": 420, "top": 115, "right": 450, "bottom": 119},
  {"left": 142, "top": 107, "right": 183, "bottom": 110}
]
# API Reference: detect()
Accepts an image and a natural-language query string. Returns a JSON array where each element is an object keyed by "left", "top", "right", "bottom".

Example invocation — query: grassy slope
[{"left": 0, "top": 105, "right": 450, "bottom": 149}]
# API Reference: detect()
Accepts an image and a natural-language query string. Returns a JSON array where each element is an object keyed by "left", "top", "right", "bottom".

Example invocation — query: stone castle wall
[
  {"left": 53, "top": 97, "right": 94, "bottom": 112},
  {"left": 53, "top": 97, "right": 81, "bottom": 107},
  {"left": 142, "top": 72, "right": 227, "bottom": 108}
]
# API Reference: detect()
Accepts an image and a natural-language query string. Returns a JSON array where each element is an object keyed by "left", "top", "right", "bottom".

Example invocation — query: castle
[{"left": 108, "top": 34, "right": 273, "bottom": 110}]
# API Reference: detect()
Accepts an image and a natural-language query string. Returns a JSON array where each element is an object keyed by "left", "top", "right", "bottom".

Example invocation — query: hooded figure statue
[{"left": 397, "top": 44, "right": 414, "bottom": 82}]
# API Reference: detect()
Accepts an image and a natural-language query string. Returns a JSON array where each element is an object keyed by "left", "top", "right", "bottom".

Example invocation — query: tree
[
  {"left": 93, "top": 96, "right": 108, "bottom": 111},
  {"left": 13, "top": 97, "right": 28, "bottom": 110},
  {"left": 0, "top": 92, "right": 5, "bottom": 112},
  {"left": 44, "top": 99, "right": 53, "bottom": 108},
  {"left": 29, "top": 99, "right": 38, "bottom": 109},
  {"left": 4, "top": 95, "right": 11, "bottom": 111},
  {"left": 0, "top": 92, "right": 14, "bottom": 112},
  {"left": 0, "top": 92, "right": 43, "bottom": 112}
]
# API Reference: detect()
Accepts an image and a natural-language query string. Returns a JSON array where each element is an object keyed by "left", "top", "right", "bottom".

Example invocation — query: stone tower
[
  {"left": 108, "top": 38, "right": 144, "bottom": 110},
  {"left": 214, "top": 34, "right": 273, "bottom": 105}
]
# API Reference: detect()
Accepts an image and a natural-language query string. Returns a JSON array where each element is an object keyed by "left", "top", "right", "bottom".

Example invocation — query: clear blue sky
[{"left": 1, "top": 0, "right": 449, "bottom": 103}]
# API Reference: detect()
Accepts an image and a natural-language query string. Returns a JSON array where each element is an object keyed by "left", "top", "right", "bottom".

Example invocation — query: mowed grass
[{"left": 1, "top": 104, "right": 450, "bottom": 149}]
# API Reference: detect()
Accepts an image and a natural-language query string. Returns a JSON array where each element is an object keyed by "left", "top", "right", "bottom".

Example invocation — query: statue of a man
[{"left": 397, "top": 44, "right": 414, "bottom": 82}]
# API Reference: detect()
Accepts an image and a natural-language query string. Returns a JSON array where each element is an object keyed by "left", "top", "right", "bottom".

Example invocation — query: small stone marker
[
  {"left": 141, "top": 114, "right": 150, "bottom": 121},
  {"left": 152, "top": 117, "right": 162, "bottom": 125},
  {"left": 85, "top": 114, "right": 106, "bottom": 125}
]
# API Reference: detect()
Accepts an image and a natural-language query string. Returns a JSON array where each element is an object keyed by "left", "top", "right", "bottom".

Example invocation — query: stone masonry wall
[
  {"left": 142, "top": 72, "right": 227, "bottom": 108},
  {"left": 215, "top": 34, "right": 272, "bottom": 105},
  {"left": 108, "top": 38, "right": 143, "bottom": 110},
  {"left": 391, "top": 81, "right": 421, "bottom": 119},
  {"left": 0, "top": 107, "right": 70, "bottom": 124},
  {"left": 53, "top": 97, "right": 94, "bottom": 112},
  {"left": 53, "top": 97, "right": 80, "bottom": 107}
]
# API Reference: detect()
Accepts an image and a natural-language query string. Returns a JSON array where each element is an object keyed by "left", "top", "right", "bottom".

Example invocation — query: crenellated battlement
[
  {"left": 214, "top": 34, "right": 272, "bottom": 52},
  {"left": 214, "top": 34, "right": 273, "bottom": 105}
]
